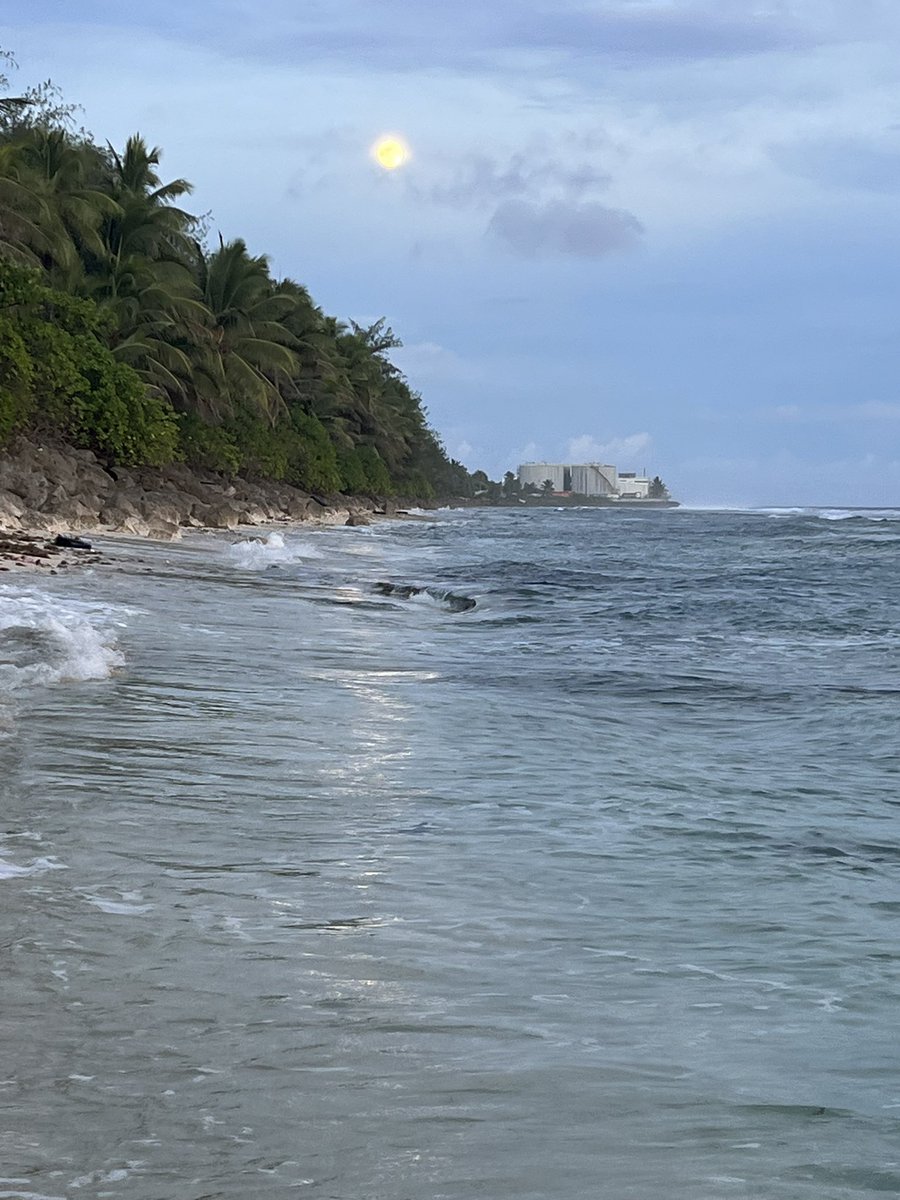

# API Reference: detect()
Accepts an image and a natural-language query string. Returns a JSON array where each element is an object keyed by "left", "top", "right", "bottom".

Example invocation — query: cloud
[
  {"left": 508, "top": 441, "right": 540, "bottom": 471},
  {"left": 770, "top": 133, "right": 900, "bottom": 193},
  {"left": 19, "top": 0, "right": 830, "bottom": 79},
  {"left": 419, "top": 149, "right": 612, "bottom": 208},
  {"left": 567, "top": 433, "right": 651, "bottom": 463},
  {"left": 391, "top": 340, "right": 483, "bottom": 386},
  {"left": 488, "top": 199, "right": 643, "bottom": 257},
  {"left": 411, "top": 138, "right": 642, "bottom": 258},
  {"left": 509, "top": 2, "right": 813, "bottom": 63},
  {"left": 766, "top": 401, "right": 900, "bottom": 422}
]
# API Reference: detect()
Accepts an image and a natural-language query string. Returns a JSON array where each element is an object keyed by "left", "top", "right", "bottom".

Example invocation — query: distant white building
[
  {"left": 517, "top": 461, "right": 657, "bottom": 499},
  {"left": 518, "top": 462, "right": 568, "bottom": 492},
  {"left": 617, "top": 473, "right": 651, "bottom": 499}
]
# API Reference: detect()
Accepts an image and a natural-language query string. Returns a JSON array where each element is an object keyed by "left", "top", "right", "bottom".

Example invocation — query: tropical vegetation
[{"left": 0, "top": 52, "right": 474, "bottom": 498}]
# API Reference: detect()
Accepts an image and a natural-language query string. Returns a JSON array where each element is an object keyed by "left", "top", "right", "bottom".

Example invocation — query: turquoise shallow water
[{"left": 1, "top": 506, "right": 899, "bottom": 1198}]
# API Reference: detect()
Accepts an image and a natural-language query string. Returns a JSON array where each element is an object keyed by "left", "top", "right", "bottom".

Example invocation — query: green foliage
[
  {"left": 397, "top": 470, "right": 434, "bottom": 500},
  {"left": 0, "top": 54, "right": 484, "bottom": 498},
  {"left": 227, "top": 401, "right": 291, "bottom": 479},
  {"left": 355, "top": 445, "right": 393, "bottom": 495},
  {"left": 178, "top": 411, "right": 240, "bottom": 474},
  {"left": 336, "top": 446, "right": 367, "bottom": 495},
  {"left": 502, "top": 470, "right": 520, "bottom": 498},
  {"left": 0, "top": 317, "right": 34, "bottom": 438},
  {"left": 0, "top": 258, "right": 179, "bottom": 463},
  {"left": 334, "top": 445, "right": 391, "bottom": 495},
  {"left": 52, "top": 337, "right": 179, "bottom": 465},
  {"left": 287, "top": 410, "right": 341, "bottom": 492},
  {"left": 649, "top": 475, "right": 669, "bottom": 499}
]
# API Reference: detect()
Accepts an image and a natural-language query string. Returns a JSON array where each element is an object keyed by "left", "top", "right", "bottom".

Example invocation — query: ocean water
[{"left": 1, "top": 506, "right": 898, "bottom": 1199}]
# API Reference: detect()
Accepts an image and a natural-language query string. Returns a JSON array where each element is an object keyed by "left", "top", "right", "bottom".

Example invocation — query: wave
[
  {"left": 759, "top": 507, "right": 900, "bottom": 522},
  {"left": 0, "top": 854, "right": 67, "bottom": 880},
  {"left": 225, "top": 530, "right": 324, "bottom": 570},
  {"left": 0, "top": 588, "right": 127, "bottom": 691},
  {"left": 82, "top": 892, "right": 152, "bottom": 915},
  {"left": 812, "top": 508, "right": 900, "bottom": 522},
  {"left": 374, "top": 581, "right": 477, "bottom": 612}
]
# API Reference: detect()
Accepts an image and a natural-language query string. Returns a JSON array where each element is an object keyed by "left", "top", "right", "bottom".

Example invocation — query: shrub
[
  {"left": 0, "top": 260, "right": 179, "bottom": 464},
  {"left": 178, "top": 411, "right": 241, "bottom": 474}
]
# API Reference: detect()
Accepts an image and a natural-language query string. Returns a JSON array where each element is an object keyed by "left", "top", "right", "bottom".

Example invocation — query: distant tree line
[
  {"left": 0, "top": 52, "right": 474, "bottom": 498},
  {"left": 648, "top": 476, "right": 668, "bottom": 499}
]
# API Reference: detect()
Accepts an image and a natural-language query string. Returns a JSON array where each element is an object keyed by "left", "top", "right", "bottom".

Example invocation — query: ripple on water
[{"left": 1, "top": 509, "right": 898, "bottom": 1199}]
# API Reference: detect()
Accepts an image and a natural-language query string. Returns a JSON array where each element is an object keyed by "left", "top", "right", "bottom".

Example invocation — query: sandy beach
[{"left": 0, "top": 531, "right": 112, "bottom": 573}]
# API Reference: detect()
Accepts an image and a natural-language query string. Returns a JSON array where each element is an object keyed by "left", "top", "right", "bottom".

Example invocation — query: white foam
[
  {"left": 88, "top": 899, "right": 151, "bottom": 915},
  {"left": 83, "top": 891, "right": 151, "bottom": 915},
  {"left": 407, "top": 589, "right": 447, "bottom": 609},
  {"left": 757, "top": 506, "right": 900, "bottom": 522},
  {"left": 70, "top": 1167, "right": 133, "bottom": 1189},
  {"left": 0, "top": 1191, "right": 67, "bottom": 1200},
  {"left": 817, "top": 509, "right": 857, "bottom": 521},
  {"left": 0, "top": 855, "right": 67, "bottom": 880},
  {"left": 0, "top": 589, "right": 127, "bottom": 690},
  {"left": 225, "top": 531, "right": 323, "bottom": 570}
]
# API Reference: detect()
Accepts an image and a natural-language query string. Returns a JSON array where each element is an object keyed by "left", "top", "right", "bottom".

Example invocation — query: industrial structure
[
  {"left": 518, "top": 462, "right": 653, "bottom": 500},
  {"left": 517, "top": 462, "right": 569, "bottom": 492}
]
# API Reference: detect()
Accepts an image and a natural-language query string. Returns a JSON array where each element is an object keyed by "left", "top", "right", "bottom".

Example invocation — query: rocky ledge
[{"left": 0, "top": 438, "right": 389, "bottom": 540}]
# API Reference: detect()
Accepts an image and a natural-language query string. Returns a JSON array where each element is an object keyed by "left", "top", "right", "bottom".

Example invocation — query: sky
[{"left": 4, "top": 0, "right": 900, "bottom": 505}]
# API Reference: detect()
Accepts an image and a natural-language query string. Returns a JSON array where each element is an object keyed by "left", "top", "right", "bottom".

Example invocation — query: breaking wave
[
  {"left": 0, "top": 589, "right": 127, "bottom": 691},
  {"left": 760, "top": 507, "right": 900, "bottom": 522},
  {"left": 374, "top": 581, "right": 477, "bottom": 612},
  {"left": 225, "top": 530, "right": 324, "bottom": 570}
]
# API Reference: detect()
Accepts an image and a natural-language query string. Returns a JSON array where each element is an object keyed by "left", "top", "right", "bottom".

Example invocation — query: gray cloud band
[{"left": 488, "top": 199, "right": 644, "bottom": 257}]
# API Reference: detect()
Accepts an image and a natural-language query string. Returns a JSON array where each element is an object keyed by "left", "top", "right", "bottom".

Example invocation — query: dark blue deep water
[{"left": 1, "top": 506, "right": 899, "bottom": 1199}]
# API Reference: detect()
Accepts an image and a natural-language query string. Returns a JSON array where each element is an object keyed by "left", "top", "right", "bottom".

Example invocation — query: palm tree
[
  {"left": 0, "top": 128, "right": 116, "bottom": 285},
  {"left": 86, "top": 135, "right": 213, "bottom": 404},
  {"left": 101, "top": 135, "right": 194, "bottom": 272},
  {"left": 195, "top": 237, "right": 299, "bottom": 419},
  {"left": 0, "top": 143, "right": 47, "bottom": 266}
]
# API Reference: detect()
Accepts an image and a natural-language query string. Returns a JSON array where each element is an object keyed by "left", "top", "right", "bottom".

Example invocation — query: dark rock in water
[
  {"left": 346, "top": 513, "right": 370, "bottom": 527},
  {"left": 375, "top": 581, "right": 420, "bottom": 600},
  {"left": 439, "top": 591, "right": 477, "bottom": 613},
  {"left": 374, "top": 581, "right": 476, "bottom": 612},
  {"left": 53, "top": 534, "right": 92, "bottom": 550}
]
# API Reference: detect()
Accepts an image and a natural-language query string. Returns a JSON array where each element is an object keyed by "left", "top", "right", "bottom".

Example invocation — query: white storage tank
[
  {"left": 518, "top": 463, "right": 567, "bottom": 491},
  {"left": 570, "top": 463, "right": 618, "bottom": 496}
]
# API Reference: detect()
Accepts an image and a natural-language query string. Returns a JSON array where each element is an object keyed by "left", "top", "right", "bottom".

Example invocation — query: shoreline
[
  {"left": 0, "top": 435, "right": 679, "bottom": 575},
  {"left": 0, "top": 436, "right": 416, "bottom": 573}
]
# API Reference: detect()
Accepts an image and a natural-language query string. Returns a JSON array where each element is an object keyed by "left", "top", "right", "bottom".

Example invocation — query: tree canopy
[{"left": 0, "top": 53, "right": 476, "bottom": 499}]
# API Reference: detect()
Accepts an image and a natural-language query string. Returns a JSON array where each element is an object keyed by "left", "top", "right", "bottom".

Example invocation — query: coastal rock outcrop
[{"left": 0, "top": 437, "right": 384, "bottom": 540}]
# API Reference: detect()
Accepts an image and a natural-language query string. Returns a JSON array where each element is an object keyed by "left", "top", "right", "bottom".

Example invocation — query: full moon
[{"left": 371, "top": 135, "right": 411, "bottom": 171}]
